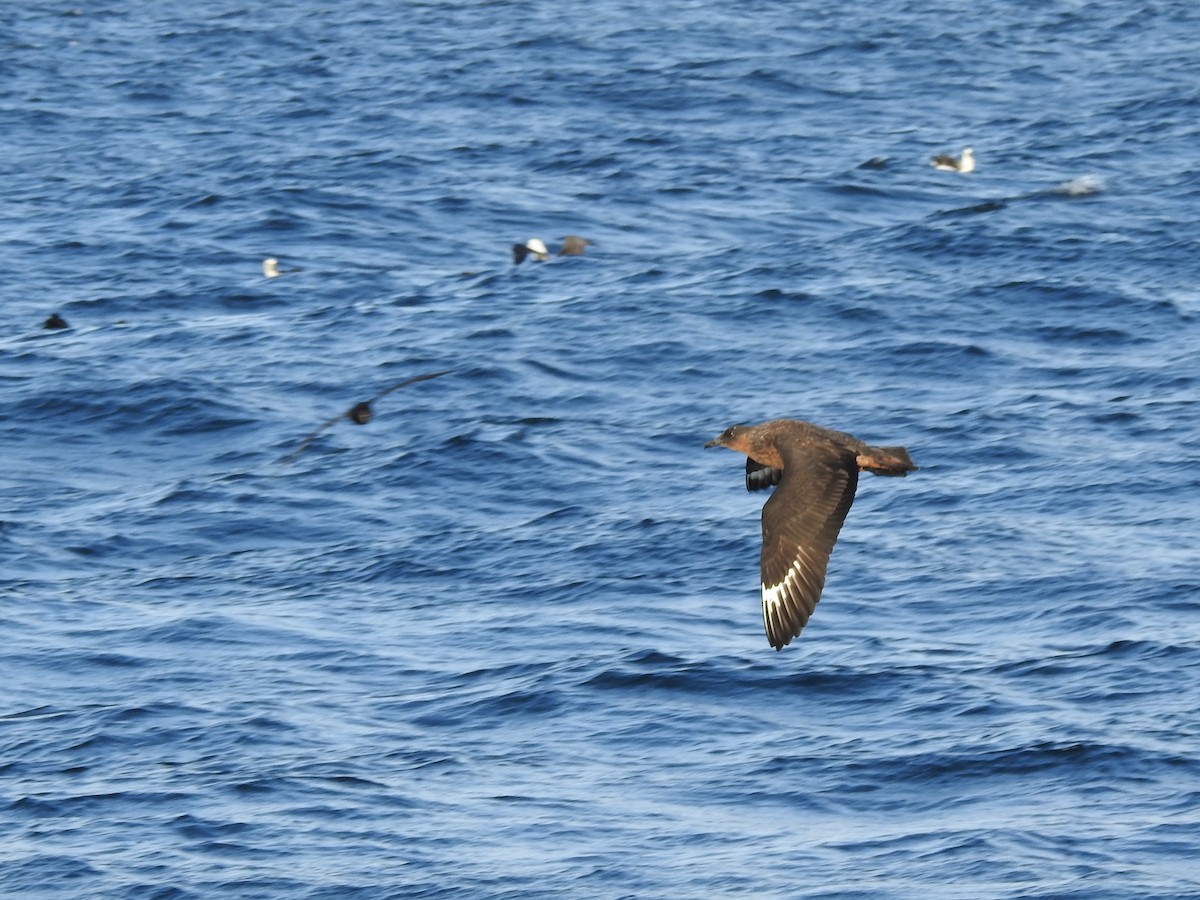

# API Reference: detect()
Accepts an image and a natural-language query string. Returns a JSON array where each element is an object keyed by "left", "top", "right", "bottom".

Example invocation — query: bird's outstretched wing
[
  {"left": 758, "top": 444, "right": 859, "bottom": 649},
  {"left": 366, "top": 370, "right": 451, "bottom": 404},
  {"left": 745, "top": 458, "right": 782, "bottom": 492},
  {"left": 281, "top": 370, "right": 449, "bottom": 464}
]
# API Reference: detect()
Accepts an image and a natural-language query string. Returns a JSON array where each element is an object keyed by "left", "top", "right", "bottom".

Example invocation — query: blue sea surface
[{"left": 3, "top": 1, "right": 1199, "bottom": 897}]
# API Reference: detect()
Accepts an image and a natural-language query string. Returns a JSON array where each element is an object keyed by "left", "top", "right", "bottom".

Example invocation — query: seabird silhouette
[
  {"left": 282, "top": 370, "right": 450, "bottom": 463},
  {"left": 931, "top": 147, "right": 975, "bottom": 173},
  {"left": 43, "top": 313, "right": 69, "bottom": 330},
  {"left": 263, "top": 258, "right": 303, "bottom": 278},
  {"left": 706, "top": 418, "right": 918, "bottom": 650},
  {"left": 557, "top": 235, "right": 593, "bottom": 256},
  {"left": 511, "top": 239, "right": 549, "bottom": 264}
]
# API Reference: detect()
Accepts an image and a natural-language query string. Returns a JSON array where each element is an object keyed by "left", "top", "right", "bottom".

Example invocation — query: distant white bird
[
  {"left": 931, "top": 147, "right": 975, "bottom": 173},
  {"left": 1053, "top": 174, "right": 1105, "bottom": 196},
  {"left": 512, "top": 236, "right": 594, "bottom": 263},
  {"left": 511, "top": 239, "right": 550, "bottom": 264},
  {"left": 262, "top": 257, "right": 303, "bottom": 278}
]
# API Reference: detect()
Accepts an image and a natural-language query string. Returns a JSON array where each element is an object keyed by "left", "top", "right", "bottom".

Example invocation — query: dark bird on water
[
  {"left": 282, "top": 370, "right": 450, "bottom": 464},
  {"left": 43, "top": 313, "right": 69, "bottom": 329},
  {"left": 706, "top": 418, "right": 918, "bottom": 650}
]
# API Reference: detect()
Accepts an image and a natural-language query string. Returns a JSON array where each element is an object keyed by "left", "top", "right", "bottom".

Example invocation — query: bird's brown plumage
[
  {"left": 930, "top": 147, "right": 975, "bottom": 172},
  {"left": 706, "top": 418, "right": 917, "bottom": 650},
  {"left": 557, "top": 235, "right": 592, "bottom": 256}
]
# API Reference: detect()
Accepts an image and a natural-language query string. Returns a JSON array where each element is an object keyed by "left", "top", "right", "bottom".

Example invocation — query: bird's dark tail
[{"left": 858, "top": 445, "right": 918, "bottom": 476}]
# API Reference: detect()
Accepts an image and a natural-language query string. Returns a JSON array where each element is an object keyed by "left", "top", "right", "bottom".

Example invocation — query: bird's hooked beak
[{"left": 706, "top": 424, "right": 746, "bottom": 450}]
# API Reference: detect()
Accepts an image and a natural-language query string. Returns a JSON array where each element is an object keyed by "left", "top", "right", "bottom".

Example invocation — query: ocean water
[{"left": 3, "top": 1, "right": 1200, "bottom": 897}]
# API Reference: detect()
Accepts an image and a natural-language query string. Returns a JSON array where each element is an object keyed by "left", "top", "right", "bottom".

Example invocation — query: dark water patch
[
  {"left": 935, "top": 199, "right": 1010, "bottom": 216},
  {"left": 2, "top": 855, "right": 104, "bottom": 893},
  {"left": 754, "top": 287, "right": 815, "bottom": 303},
  {"left": 1032, "top": 324, "right": 1141, "bottom": 344},
  {"left": 874, "top": 339, "right": 998, "bottom": 383},
  {"left": 852, "top": 740, "right": 1198, "bottom": 787},
  {"left": 823, "top": 182, "right": 893, "bottom": 200}
]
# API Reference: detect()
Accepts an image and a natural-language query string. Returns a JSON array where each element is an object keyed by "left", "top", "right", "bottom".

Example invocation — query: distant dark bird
[
  {"left": 511, "top": 239, "right": 549, "bottom": 264},
  {"left": 931, "top": 147, "right": 975, "bottom": 173},
  {"left": 263, "top": 257, "right": 303, "bottom": 278},
  {"left": 557, "top": 235, "right": 593, "bottom": 256},
  {"left": 706, "top": 418, "right": 918, "bottom": 650},
  {"left": 43, "top": 313, "right": 69, "bottom": 329},
  {"left": 282, "top": 370, "right": 450, "bottom": 463}
]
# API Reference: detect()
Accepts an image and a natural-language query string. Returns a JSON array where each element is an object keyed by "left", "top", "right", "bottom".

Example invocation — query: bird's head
[{"left": 705, "top": 424, "right": 750, "bottom": 451}]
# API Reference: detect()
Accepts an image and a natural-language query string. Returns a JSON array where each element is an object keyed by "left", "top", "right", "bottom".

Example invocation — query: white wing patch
[{"left": 760, "top": 554, "right": 816, "bottom": 645}]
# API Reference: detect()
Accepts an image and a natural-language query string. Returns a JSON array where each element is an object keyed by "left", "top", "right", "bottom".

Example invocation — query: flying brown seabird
[
  {"left": 282, "top": 370, "right": 449, "bottom": 464},
  {"left": 706, "top": 418, "right": 917, "bottom": 650}
]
